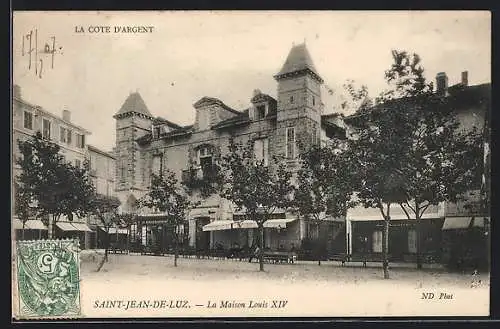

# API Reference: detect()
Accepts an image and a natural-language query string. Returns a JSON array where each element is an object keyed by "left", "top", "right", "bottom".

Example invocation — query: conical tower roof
[
  {"left": 274, "top": 43, "right": 323, "bottom": 82},
  {"left": 114, "top": 92, "right": 153, "bottom": 118}
]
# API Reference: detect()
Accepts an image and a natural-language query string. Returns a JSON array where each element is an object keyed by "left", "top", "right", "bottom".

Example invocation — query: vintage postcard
[{"left": 11, "top": 11, "right": 491, "bottom": 319}]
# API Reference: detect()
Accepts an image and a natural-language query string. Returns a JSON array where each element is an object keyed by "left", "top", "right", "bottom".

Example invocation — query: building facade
[
  {"left": 113, "top": 44, "right": 345, "bottom": 252},
  {"left": 343, "top": 72, "right": 490, "bottom": 268},
  {"left": 87, "top": 145, "right": 117, "bottom": 249},
  {"left": 12, "top": 85, "right": 92, "bottom": 243}
]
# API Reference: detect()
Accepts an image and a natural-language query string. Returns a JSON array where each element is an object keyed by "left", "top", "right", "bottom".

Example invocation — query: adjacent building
[{"left": 12, "top": 85, "right": 92, "bottom": 242}]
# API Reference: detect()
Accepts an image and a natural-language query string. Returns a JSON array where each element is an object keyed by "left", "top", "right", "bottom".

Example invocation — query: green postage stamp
[{"left": 15, "top": 239, "right": 81, "bottom": 319}]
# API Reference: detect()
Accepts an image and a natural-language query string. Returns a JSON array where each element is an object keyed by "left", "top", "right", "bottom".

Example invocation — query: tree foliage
[
  {"left": 218, "top": 138, "right": 295, "bottom": 271},
  {"left": 138, "top": 170, "right": 191, "bottom": 267},
  {"left": 16, "top": 132, "right": 95, "bottom": 237},
  {"left": 347, "top": 49, "right": 484, "bottom": 276}
]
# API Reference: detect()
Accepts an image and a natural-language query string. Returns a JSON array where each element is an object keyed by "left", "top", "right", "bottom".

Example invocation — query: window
[
  {"left": 311, "top": 128, "right": 318, "bottom": 145},
  {"left": 286, "top": 127, "right": 296, "bottom": 159},
  {"left": 197, "top": 146, "right": 214, "bottom": 178},
  {"left": 254, "top": 138, "right": 269, "bottom": 166},
  {"left": 60, "top": 127, "right": 67, "bottom": 143},
  {"left": 75, "top": 159, "right": 81, "bottom": 168},
  {"left": 67, "top": 129, "right": 72, "bottom": 145},
  {"left": 23, "top": 111, "right": 33, "bottom": 130},
  {"left": 120, "top": 161, "right": 126, "bottom": 182},
  {"left": 152, "top": 155, "right": 162, "bottom": 176},
  {"left": 76, "top": 133, "right": 85, "bottom": 148},
  {"left": 256, "top": 105, "right": 266, "bottom": 120},
  {"left": 372, "top": 231, "right": 383, "bottom": 253},
  {"left": 408, "top": 229, "right": 417, "bottom": 253},
  {"left": 42, "top": 119, "right": 51, "bottom": 139},
  {"left": 312, "top": 96, "right": 316, "bottom": 106}
]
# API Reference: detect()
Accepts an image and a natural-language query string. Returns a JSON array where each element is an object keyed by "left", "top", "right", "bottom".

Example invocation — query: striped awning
[
  {"left": 264, "top": 218, "right": 296, "bottom": 228},
  {"left": 56, "top": 222, "right": 93, "bottom": 232},
  {"left": 442, "top": 217, "right": 472, "bottom": 230},
  {"left": 12, "top": 218, "right": 48, "bottom": 230},
  {"left": 233, "top": 220, "right": 258, "bottom": 229},
  {"left": 202, "top": 220, "right": 234, "bottom": 232}
]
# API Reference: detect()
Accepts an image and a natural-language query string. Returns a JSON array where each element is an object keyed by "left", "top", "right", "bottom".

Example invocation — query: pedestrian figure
[{"left": 248, "top": 245, "right": 260, "bottom": 263}]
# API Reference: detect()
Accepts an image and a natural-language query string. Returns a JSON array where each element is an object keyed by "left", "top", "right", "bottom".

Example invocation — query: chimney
[
  {"left": 461, "top": 71, "right": 468, "bottom": 86},
  {"left": 62, "top": 107, "right": 71, "bottom": 122},
  {"left": 436, "top": 72, "right": 448, "bottom": 96},
  {"left": 13, "top": 85, "right": 21, "bottom": 99}
]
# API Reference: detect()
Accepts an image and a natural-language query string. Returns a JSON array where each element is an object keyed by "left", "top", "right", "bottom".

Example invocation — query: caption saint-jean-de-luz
[
  {"left": 93, "top": 299, "right": 288, "bottom": 310},
  {"left": 74, "top": 25, "right": 155, "bottom": 34}
]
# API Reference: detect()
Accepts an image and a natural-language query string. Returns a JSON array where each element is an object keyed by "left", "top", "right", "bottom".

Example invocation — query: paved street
[{"left": 78, "top": 251, "right": 489, "bottom": 317}]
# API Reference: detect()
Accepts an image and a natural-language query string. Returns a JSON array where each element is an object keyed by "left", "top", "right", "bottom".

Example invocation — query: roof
[
  {"left": 153, "top": 116, "right": 182, "bottom": 129},
  {"left": 114, "top": 92, "right": 153, "bottom": 118},
  {"left": 193, "top": 97, "right": 241, "bottom": 115},
  {"left": 274, "top": 43, "right": 323, "bottom": 82},
  {"left": 212, "top": 109, "right": 251, "bottom": 130},
  {"left": 88, "top": 145, "right": 116, "bottom": 159},
  {"left": 344, "top": 82, "right": 491, "bottom": 125},
  {"left": 13, "top": 97, "right": 91, "bottom": 135}
]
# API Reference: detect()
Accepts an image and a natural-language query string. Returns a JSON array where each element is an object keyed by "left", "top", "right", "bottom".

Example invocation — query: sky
[{"left": 12, "top": 11, "right": 491, "bottom": 151}]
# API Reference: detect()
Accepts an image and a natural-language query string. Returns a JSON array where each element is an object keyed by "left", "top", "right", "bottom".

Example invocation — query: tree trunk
[
  {"left": 96, "top": 229, "right": 109, "bottom": 272},
  {"left": 416, "top": 217, "right": 422, "bottom": 270},
  {"left": 174, "top": 242, "right": 178, "bottom": 267},
  {"left": 21, "top": 223, "right": 25, "bottom": 241},
  {"left": 259, "top": 225, "right": 264, "bottom": 272},
  {"left": 382, "top": 217, "right": 390, "bottom": 279}
]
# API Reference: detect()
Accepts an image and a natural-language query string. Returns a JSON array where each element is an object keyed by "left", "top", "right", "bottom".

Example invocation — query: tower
[
  {"left": 113, "top": 92, "right": 153, "bottom": 208},
  {"left": 274, "top": 43, "right": 324, "bottom": 164}
]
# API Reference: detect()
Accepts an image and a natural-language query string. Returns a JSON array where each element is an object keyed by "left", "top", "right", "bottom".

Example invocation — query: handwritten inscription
[
  {"left": 21, "top": 28, "right": 63, "bottom": 79},
  {"left": 75, "top": 26, "right": 154, "bottom": 34}
]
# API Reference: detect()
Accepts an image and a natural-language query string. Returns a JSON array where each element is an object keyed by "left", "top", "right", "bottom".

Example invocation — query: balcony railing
[{"left": 181, "top": 165, "right": 219, "bottom": 188}]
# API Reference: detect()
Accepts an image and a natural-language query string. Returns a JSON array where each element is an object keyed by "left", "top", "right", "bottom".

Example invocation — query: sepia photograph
[{"left": 11, "top": 11, "right": 491, "bottom": 319}]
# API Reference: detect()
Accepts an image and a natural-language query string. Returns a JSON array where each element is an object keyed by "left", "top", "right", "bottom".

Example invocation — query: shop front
[
  {"left": 13, "top": 217, "right": 48, "bottom": 240},
  {"left": 136, "top": 214, "right": 189, "bottom": 255},
  {"left": 55, "top": 221, "right": 94, "bottom": 249}
]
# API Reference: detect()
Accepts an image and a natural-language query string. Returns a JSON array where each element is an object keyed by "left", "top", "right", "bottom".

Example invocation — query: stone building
[
  {"left": 113, "top": 43, "right": 346, "bottom": 252},
  {"left": 12, "top": 85, "right": 93, "bottom": 242}
]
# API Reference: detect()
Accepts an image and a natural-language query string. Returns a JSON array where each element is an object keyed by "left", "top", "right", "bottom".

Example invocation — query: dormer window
[
  {"left": 152, "top": 125, "right": 162, "bottom": 139},
  {"left": 256, "top": 105, "right": 266, "bottom": 120}
]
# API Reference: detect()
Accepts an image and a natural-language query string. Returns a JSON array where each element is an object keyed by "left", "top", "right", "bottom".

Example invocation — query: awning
[
  {"left": 13, "top": 218, "right": 48, "bottom": 230},
  {"left": 56, "top": 222, "right": 93, "bottom": 232},
  {"left": 25, "top": 220, "right": 48, "bottom": 230},
  {"left": 264, "top": 218, "right": 296, "bottom": 228},
  {"left": 13, "top": 219, "right": 24, "bottom": 230},
  {"left": 71, "top": 222, "right": 93, "bottom": 232},
  {"left": 233, "top": 220, "right": 258, "bottom": 229},
  {"left": 202, "top": 220, "right": 234, "bottom": 232},
  {"left": 472, "top": 217, "right": 489, "bottom": 228},
  {"left": 442, "top": 217, "right": 472, "bottom": 230},
  {"left": 56, "top": 222, "right": 77, "bottom": 231},
  {"left": 101, "top": 227, "right": 129, "bottom": 234}
]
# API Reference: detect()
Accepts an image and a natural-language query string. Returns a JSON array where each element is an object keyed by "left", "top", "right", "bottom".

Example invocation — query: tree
[
  {"left": 89, "top": 193, "right": 121, "bottom": 272},
  {"left": 348, "top": 50, "right": 483, "bottom": 277},
  {"left": 16, "top": 132, "right": 95, "bottom": 239},
  {"left": 138, "top": 170, "right": 191, "bottom": 267},
  {"left": 218, "top": 138, "right": 295, "bottom": 272},
  {"left": 295, "top": 141, "right": 356, "bottom": 265}
]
